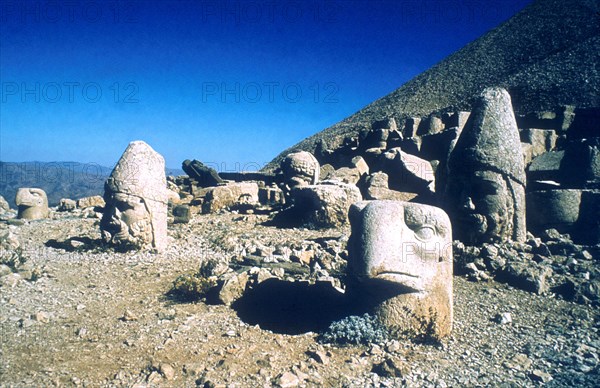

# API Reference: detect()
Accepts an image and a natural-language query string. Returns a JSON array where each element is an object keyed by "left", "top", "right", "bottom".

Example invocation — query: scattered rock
[{"left": 77, "top": 195, "right": 105, "bottom": 209}]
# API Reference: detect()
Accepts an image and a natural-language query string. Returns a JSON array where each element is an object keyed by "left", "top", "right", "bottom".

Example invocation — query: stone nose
[{"left": 462, "top": 196, "right": 475, "bottom": 211}]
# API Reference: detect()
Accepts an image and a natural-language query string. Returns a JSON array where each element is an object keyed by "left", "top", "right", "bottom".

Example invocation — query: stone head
[
  {"left": 100, "top": 141, "right": 168, "bottom": 251},
  {"left": 280, "top": 151, "right": 320, "bottom": 191},
  {"left": 16, "top": 188, "right": 49, "bottom": 220},
  {"left": 348, "top": 200, "right": 452, "bottom": 295},
  {"left": 446, "top": 87, "right": 526, "bottom": 244}
]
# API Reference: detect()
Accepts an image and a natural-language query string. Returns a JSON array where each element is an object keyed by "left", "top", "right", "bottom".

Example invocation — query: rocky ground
[{"left": 1, "top": 211, "right": 599, "bottom": 387}]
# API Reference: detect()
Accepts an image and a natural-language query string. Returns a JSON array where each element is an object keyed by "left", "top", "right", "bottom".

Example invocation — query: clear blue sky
[{"left": 0, "top": 0, "right": 531, "bottom": 171}]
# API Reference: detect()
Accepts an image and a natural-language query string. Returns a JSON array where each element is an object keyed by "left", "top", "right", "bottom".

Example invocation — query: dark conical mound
[{"left": 265, "top": 0, "right": 600, "bottom": 171}]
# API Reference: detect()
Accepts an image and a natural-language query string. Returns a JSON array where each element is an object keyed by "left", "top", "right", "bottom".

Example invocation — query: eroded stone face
[
  {"left": 348, "top": 200, "right": 453, "bottom": 340},
  {"left": 100, "top": 141, "right": 168, "bottom": 251},
  {"left": 16, "top": 188, "right": 49, "bottom": 220},
  {"left": 446, "top": 87, "right": 526, "bottom": 244},
  {"left": 280, "top": 151, "right": 320, "bottom": 192},
  {"left": 445, "top": 170, "right": 517, "bottom": 244}
]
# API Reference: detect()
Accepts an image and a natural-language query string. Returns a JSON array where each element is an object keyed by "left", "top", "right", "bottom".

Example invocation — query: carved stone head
[
  {"left": 347, "top": 200, "right": 453, "bottom": 340},
  {"left": 100, "top": 141, "right": 168, "bottom": 251},
  {"left": 280, "top": 151, "right": 320, "bottom": 192},
  {"left": 446, "top": 87, "right": 526, "bottom": 244},
  {"left": 16, "top": 188, "right": 49, "bottom": 220}
]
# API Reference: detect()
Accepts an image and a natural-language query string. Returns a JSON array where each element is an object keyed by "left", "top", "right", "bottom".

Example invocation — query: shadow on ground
[{"left": 232, "top": 278, "right": 349, "bottom": 335}]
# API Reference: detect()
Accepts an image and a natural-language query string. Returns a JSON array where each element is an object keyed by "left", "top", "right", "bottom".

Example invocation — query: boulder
[
  {"left": 417, "top": 114, "right": 444, "bottom": 136},
  {"left": 77, "top": 195, "right": 105, "bottom": 209},
  {"left": 58, "top": 198, "right": 77, "bottom": 212},
  {"left": 202, "top": 182, "right": 259, "bottom": 214},
  {"left": 526, "top": 190, "right": 582, "bottom": 234},
  {"left": 0, "top": 196, "right": 10, "bottom": 213},
  {"left": 16, "top": 188, "right": 49, "bottom": 220},
  {"left": 290, "top": 181, "right": 362, "bottom": 228},
  {"left": 446, "top": 88, "right": 526, "bottom": 244},
  {"left": 172, "top": 204, "right": 192, "bottom": 224},
  {"left": 347, "top": 201, "right": 453, "bottom": 340},
  {"left": 182, "top": 159, "right": 223, "bottom": 188},
  {"left": 100, "top": 141, "right": 168, "bottom": 251}
]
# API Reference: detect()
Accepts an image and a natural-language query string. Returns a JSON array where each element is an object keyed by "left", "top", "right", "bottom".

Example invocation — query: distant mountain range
[
  {"left": 266, "top": 0, "right": 600, "bottom": 170},
  {"left": 0, "top": 162, "right": 184, "bottom": 207}
]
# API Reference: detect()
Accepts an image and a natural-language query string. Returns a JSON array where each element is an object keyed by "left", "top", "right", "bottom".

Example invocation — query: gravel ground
[{"left": 1, "top": 212, "right": 598, "bottom": 387}]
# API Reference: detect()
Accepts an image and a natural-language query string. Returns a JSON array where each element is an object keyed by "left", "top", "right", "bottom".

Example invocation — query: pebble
[{"left": 275, "top": 371, "right": 300, "bottom": 387}]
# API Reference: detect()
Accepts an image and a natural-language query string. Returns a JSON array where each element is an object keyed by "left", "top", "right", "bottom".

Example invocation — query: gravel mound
[{"left": 265, "top": 0, "right": 600, "bottom": 171}]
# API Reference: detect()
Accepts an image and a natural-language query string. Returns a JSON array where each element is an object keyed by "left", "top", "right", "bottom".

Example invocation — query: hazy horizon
[{"left": 1, "top": 0, "right": 531, "bottom": 171}]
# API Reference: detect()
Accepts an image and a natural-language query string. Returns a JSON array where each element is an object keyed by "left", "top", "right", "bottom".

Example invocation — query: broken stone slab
[
  {"left": 446, "top": 87, "right": 526, "bottom": 244},
  {"left": 520, "top": 128, "right": 558, "bottom": 159},
  {"left": 201, "top": 182, "right": 259, "bottom": 214},
  {"left": 100, "top": 140, "right": 168, "bottom": 251},
  {"left": 347, "top": 200, "right": 453, "bottom": 341},
  {"left": 379, "top": 148, "right": 435, "bottom": 194},
  {"left": 328, "top": 167, "right": 362, "bottom": 185},
  {"left": 290, "top": 180, "right": 362, "bottom": 228},
  {"left": 182, "top": 159, "right": 224, "bottom": 188},
  {"left": 499, "top": 262, "right": 553, "bottom": 294},
  {"left": 16, "top": 188, "right": 49, "bottom": 220},
  {"left": 527, "top": 150, "right": 564, "bottom": 182},
  {"left": 364, "top": 172, "right": 418, "bottom": 202}
]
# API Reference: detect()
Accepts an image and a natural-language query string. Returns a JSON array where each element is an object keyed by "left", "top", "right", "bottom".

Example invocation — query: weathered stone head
[
  {"left": 100, "top": 141, "right": 168, "bottom": 251},
  {"left": 280, "top": 151, "right": 320, "bottom": 193},
  {"left": 16, "top": 188, "right": 49, "bottom": 220},
  {"left": 446, "top": 87, "right": 526, "bottom": 245},
  {"left": 347, "top": 200, "right": 453, "bottom": 340}
]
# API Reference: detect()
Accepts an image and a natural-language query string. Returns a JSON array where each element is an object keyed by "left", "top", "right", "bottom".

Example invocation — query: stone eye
[{"left": 414, "top": 226, "right": 436, "bottom": 241}]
